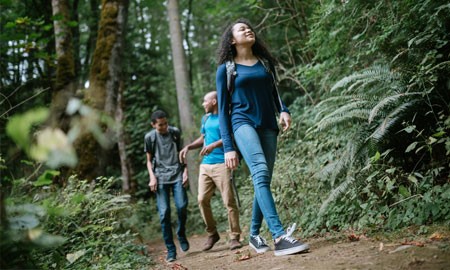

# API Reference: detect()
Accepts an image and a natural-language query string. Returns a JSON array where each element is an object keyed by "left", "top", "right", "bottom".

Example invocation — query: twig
[{"left": 389, "top": 194, "right": 423, "bottom": 208}]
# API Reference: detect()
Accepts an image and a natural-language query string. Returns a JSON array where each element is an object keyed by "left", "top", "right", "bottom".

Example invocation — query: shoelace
[
  {"left": 254, "top": 235, "right": 268, "bottom": 246},
  {"left": 282, "top": 223, "right": 298, "bottom": 243}
]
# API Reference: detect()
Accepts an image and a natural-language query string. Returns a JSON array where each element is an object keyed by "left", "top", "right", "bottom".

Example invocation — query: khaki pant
[{"left": 198, "top": 163, "right": 241, "bottom": 240}]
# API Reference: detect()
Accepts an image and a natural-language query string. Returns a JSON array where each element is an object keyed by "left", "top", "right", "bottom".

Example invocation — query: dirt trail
[{"left": 146, "top": 231, "right": 450, "bottom": 270}]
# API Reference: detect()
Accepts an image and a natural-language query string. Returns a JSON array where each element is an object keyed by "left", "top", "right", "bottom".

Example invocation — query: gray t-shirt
[{"left": 153, "top": 132, "right": 181, "bottom": 184}]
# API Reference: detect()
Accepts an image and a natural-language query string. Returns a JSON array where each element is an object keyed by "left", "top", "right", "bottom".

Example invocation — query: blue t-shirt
[
  {"left": 216, "top": 60, "right": 289, "bottom": 153},
  {"left": 200, "top": 114, "right": 224, "bottom": 164}
]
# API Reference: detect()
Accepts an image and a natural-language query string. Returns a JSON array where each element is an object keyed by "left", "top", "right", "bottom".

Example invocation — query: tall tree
[
  {"left": 73, "top": 0, "right": 129, "bottom": 180},
  {"left": 50, "top": 0, "right": 76, "bottom": 131},
  {"left": 166, "top": 0, "right": 198, "bottom": 193}
]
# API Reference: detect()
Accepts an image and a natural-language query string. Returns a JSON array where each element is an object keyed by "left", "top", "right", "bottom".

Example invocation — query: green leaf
[
  {"left": 398, "top": 185, "right": 410, "bottom": 197},
  {"left": 405, "top": 142, "right": 418, "bottom": 153},
  {"left": 432, "top": 131, "right": 446, "bottom": 138},
  {"left": 407, "top": 175, "right": 418, "bottom": 185},
  {"left": 34, "top": 170, "right": 60, "bottom": 187},
  {"left": 370, "top": 151, "right": 381, "bottom": 162},
  {"left": 6, "top": 108, "right": 49, "bottom": 150}
]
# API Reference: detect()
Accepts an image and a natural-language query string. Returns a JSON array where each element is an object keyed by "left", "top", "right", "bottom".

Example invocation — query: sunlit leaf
[
  {"left": 405, "top": 142, "right": 418, "bottom": 153},
  {"left": 6, "top": 108, "right": 49, "bottom": 150},
  {"left": 34, "top": 170, "right": 60, "bottom": 186},
  {"left": 66, "top": 249, "right": 86, "bottom": 264}
]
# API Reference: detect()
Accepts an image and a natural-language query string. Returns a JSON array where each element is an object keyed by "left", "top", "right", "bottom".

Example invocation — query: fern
[
  {"left": 368, "top": 92, "right": 422, "bottom": 124},
  {"left": 331, "top": 65, "right": 397, "bottom": 93},
  {"left": 313, "top": 108, "right": 370, "bottom": 133},
  {"left": 369, "top": 99, "right": 422, "bottom": 142}
]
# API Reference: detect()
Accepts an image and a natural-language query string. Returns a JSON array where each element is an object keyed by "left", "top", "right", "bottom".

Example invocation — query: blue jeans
[
  {"left": 234, "top": 124, "right": 284, "bottom": 239},
  {"left": 155, "top": 179, "right": 188, "bottom": 255}
]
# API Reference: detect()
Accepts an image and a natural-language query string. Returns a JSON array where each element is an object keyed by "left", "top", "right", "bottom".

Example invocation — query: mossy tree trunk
[
  {"left": 50, "top": 0, "right": 76, "bottom": 131},
  {"left": 73, "top": 0, "right": 129, "bottom": 180},
  {"left": 167, "top": 0, "right": 198, "bottom": 195}
]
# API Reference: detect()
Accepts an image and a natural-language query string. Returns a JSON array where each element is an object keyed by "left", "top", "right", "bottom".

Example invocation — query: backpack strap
[
  {"left": 225, "top": 60, "right": 236, "bottom": 95},
  {"left": 168, "top": 126, "right": 181, "bottom": 152},
  {"left": 257, "top": 57, "right": 285, "bottom": 114}
]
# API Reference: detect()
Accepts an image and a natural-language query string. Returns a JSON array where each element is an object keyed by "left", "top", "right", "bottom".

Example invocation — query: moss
[
  {"left": 86, "top": 0, "right": 122, "bottom": 110},
  {"left": 53, "top": 0, "right": 75, "bottom": 90},
  {"left": 72, "top": 133, "right": 101, "bottom": 180}
]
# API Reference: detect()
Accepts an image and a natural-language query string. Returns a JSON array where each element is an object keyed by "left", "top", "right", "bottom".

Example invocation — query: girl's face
[{"left": 231, "top": 23, "right": 255, "bottom": 46}]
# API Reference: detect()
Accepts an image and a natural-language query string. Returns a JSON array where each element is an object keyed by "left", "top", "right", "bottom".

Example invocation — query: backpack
[{"left": 147, "top": 126, "right": 181, "bottom": 169}]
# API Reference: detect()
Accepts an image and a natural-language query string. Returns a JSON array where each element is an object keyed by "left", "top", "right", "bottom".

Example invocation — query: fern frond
[
  {"left": 331, "top": 65, "right": 399, "bottom": 94},
  {"left": 369, "top": 100, "right": 420, "bottom": 142},
  {"left": 315, "top": 109, "right": 370, "bottom": 132},
  {"left": 319, "top": 175, "right": 355, "bottom": 216},
  {"left": 368, "top": 92, "right": 422, "bottom": 123}
]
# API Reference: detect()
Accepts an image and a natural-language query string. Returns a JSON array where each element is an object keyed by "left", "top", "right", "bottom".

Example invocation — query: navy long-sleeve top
[{"left": 216, "top": 60, "right": 290, "bottom": 153}]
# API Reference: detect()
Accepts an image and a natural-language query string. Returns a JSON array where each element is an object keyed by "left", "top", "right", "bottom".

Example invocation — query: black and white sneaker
[
  {"left": 274, "top": 223, "right": 310, "bottom": 256},
  {"left": 249, "top": 235, "right": 271, "bottom": 253}
]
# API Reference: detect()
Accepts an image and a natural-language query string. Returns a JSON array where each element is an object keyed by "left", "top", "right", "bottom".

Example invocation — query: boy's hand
[
  {"left": 182, "top": 167, "right": 189, "bottom": 187},
  {"left": 200, "top": 144, "right": 213, "bottom": 156},
  {"left": 148, "top": 176, "right": 157, "bottom": 192},
  {"left": 179, "top": 146, "right": 189, "bottom": 163}
]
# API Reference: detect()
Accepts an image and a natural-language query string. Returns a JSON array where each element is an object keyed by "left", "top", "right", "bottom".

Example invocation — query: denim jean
[
  {"left": 155, "top": 178, "right": 188, "bottom": 255},
  {"left": 234, "top": 124, "right": 284, "bottom": 239}
]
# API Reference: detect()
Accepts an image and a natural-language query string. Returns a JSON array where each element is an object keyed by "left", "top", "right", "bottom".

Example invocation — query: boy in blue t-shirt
[{"left": 179, "top": 91, "right": 242, "bottom": 251}]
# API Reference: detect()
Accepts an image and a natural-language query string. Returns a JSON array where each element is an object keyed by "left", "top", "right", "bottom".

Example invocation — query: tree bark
[
  {"left": 50, "top": 0, "right": 76, "bottom": 131},
  {"left": 73, "top": 0, "right": 129, "bottom": 180},
  {"left": 166, "top": 0, "right": 198, "bottom": 194}
]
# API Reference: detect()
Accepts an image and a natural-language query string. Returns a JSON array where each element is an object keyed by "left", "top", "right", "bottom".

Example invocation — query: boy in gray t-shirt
[{"left": 144, "top": 110, "right": 189, "bottom": 262}]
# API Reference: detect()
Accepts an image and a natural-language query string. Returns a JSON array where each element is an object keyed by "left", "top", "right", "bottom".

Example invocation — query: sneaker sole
[
  {"left": 249, "top": 242, "right": 271, "bottom": 253},
  {"left": 274, "top": 243, "right": 310, "bottom": 256}
]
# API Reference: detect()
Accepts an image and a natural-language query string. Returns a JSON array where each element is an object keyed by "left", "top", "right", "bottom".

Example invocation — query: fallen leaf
[
  {"left": 171, "top": 263, "right": 188, "bottom": 270},
  {"left": 235, "top": 250, "right": 251, "bottom": 261},
  {"left": 348, "top": 233, "right": 360, "bottom": 242},
  {"left": 429, "top": 232, "right": 443, "bottom": 241}
]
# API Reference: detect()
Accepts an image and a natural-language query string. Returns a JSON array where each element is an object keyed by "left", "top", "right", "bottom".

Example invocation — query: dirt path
[{"left": 146, "top": 231, "right": 450, "bottom": 270}]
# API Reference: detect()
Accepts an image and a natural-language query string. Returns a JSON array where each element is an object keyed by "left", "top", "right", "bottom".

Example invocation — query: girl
[{"left": 215, "top": 18, "right": 310, "bottom": 256}]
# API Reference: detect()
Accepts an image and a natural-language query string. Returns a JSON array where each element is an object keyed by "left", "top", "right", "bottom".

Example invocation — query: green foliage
[
  {"left": 1, "top": 175, "right": 153, "bottom": 269},
  {"left": 272, "top": 0, "right": 450, "bottom": 236}
]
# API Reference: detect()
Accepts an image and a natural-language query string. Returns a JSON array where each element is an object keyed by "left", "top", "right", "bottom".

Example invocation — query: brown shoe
[
  {"left": 202, "top": 232, "right": 220, "bottom": 251},
  {"left": 229, "top": 239, "right": 243, "bottom": 250}
]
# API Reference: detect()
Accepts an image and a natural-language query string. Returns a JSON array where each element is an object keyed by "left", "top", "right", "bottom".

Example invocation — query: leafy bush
[
  {"left": 271, "top": 0, "right": 450, "bottom": 236},
  {"left": 1, "top": 174, "right": 153, "bottom": 269}
]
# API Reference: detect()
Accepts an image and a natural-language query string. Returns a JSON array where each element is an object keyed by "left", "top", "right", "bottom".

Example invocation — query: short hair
[{"left": 151, "top": 110, "right": 167, "bottom": 124}]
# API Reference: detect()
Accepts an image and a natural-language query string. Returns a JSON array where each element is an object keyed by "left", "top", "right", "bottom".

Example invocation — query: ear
[{"left": 212, "top": 98, "right": 217, "bottom": 105}]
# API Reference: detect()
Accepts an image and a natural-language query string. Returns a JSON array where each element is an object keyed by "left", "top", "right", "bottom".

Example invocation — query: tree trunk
[
  {"left": 167, "top": 0, "right": 198, "bottom": 195},
  {"left": 50, "top": 0, "right": 76, "bottom": 131},
  {"left": 73, "top": 0, "right": 129, "bottom": 180},
  {"left": 116, "top": 80, "right": 135, "bottom": 194}
]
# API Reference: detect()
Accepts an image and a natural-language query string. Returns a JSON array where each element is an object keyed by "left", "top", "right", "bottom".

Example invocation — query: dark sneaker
[
  {"left": 249, "top": 235, "right": 270, "bottom": 253},
  {"left": 180, "top": 238, "right": 190, "bottom": 252},
  {"left": 202, "top": 232, "right": 220, "bottom": 251},
  {"left": 165, "top": 253, "right": 176, "bottom": 263},
  {"left": 274, "top": 223, "right": 310, "bottom": 256},
  {"left": 229, "top": 239, "right": 243, "bottom": 250}
]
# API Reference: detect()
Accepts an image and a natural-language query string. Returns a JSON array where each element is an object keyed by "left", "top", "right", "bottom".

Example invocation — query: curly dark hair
[{"left": 216, "top": 18, "right": 277, "bottom": 67}]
